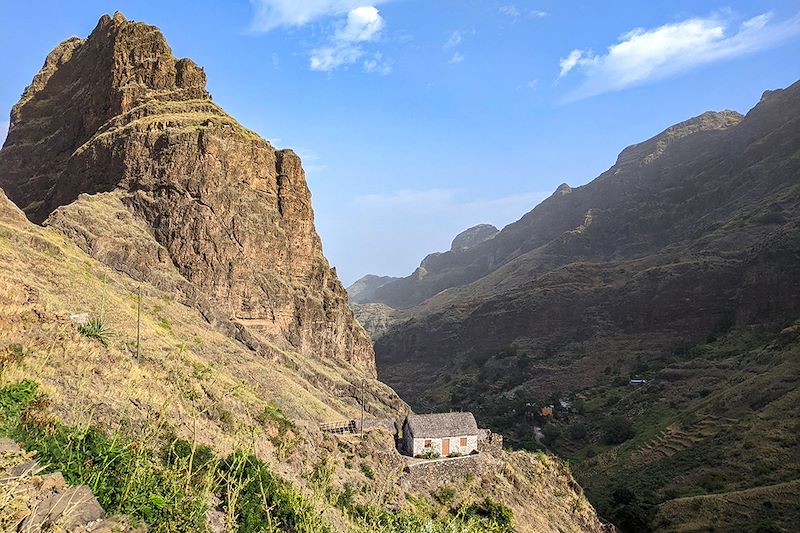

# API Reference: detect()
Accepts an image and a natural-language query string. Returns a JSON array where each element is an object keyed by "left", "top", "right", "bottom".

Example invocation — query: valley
[{"left": 351, "top": 82, "right": 800, "bottom": 531}]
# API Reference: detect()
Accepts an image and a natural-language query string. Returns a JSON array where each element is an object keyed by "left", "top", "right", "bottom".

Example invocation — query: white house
[{"left": 401, "top": 412, "right": 479, "bottom": 458}]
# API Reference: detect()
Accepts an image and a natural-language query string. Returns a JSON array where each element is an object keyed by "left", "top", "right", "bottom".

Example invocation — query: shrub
[
  {"left": 568, "top": 422, "right": 588, "bottom": 441},
  {"left": 462, "top": 497, "right": 514, "bottom": 532},
  {"left": 542, "top": 423, "right": 561, "bottom": 444},
  {"left": 415, "top": 450, "right": 440, "bottom": 460},
  {"left": 434, "top": 485, "right": 456, "bottom": 504},
  {"left": 219, "top": 451, "right": 331, "bottom": 533},
  {"left": 359, "top": 463, "right": 375, "bottom": 480},
  {"left": 309, "top": 457, "right": 335, "bottom": 488},
  {"left": 257, "top": 401, "right": 299, "bottom": 457},
  {"left": 602, "top": 416, "right": 635, "bottom": 445},
  {"left": 77, "top": 317, "right": 111, "bottom": 346}
]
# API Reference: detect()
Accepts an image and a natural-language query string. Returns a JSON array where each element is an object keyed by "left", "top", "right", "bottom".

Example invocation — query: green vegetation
[
  {"left": 0, "top": 380, "right": 332, "bottom": 533},
  {"left": 338, "top": 492, "right": 515, "bottom": 533},
  {"left": 359, "top": 462, "right": 375, "bottom": 480},
  {"left": 0, "top": 344, "right": 24, "bottom": 381},
  {"left": 415, "top": 450, "right": 441, "bottom": 460},
  {"left": 256, "top": 400, "right": 300, "bottom": 457},
  {"left": 77, "top": 317, "right": 111, "bottom": 346},
  {"left": 558, "top": 324, "right": 800, "bottom": 531},
  {"left": 601, "top": 416, "right": 634, "bottom": 445},
  {"left": 219, "top": 451, "right": 331, "bottom": 533}
]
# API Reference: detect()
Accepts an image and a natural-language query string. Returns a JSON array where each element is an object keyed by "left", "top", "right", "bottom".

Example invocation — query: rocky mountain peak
[
  {"left": 0, "top": 13, "right": 378, "bottom": 378},
  {"left": 450, "top": 224, "right": 500, "bottom": 252},
  {"left": 616, "top": 109, "right": 744, "bottom": 168}
]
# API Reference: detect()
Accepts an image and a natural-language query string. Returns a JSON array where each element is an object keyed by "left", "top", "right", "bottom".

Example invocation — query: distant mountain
[
  {"left": 450, "top": 224, "right": 499, "bottom": 252},
  {"left": 0, "top": 13, "right": 611, "bottom": 533},
  {"left": 369, "top": 81, "right": 800, "bottom": 530},
  {"left": 347, "top": 274, "right": 400, "bottom": 304}
]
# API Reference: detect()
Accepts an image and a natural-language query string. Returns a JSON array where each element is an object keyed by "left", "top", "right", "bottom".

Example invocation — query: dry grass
[{"left": 0, "top": 196, "right": 609, "bottom": 532}]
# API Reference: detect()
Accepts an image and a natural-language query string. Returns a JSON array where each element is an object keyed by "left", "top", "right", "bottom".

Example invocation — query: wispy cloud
[
  {"left": 499, "top": 5, "right": 547, "bottom": 19},
  {"left": 249, "top": 0, "right": 389, "bottom": 32},
  {"left": 448, "top": 51, "right": 465, "bottom": 64},
  {"left": 309, "top": 6, "right": 387, "bottom": 72},
  {"left": 499, "top": 5, "right": 520, "bottom": 18},
  {"left": 0, "top": 121, "right": 8, "bottom": 146},
  {"left": 340, "top": 188, "right": 549, "bottom": 281},
  {"left": 444, "top": 30, "right": 462, "bottom": 48},
  {"left": 558, "top": 11, "right": 800, "bottom": 101},
  {"left": 295, "top": 147, "right": 327, "bottom": 174},
  {"left": 363, "top": 52, "right": 392, "bottom": 75},
  {"left": 353, "top": 188, "right": 548, "bottom": 215}
]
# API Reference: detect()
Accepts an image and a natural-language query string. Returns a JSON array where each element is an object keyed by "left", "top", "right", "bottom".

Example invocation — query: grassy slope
[
  {"left": 0, "top": 192, "right": 608, "bottom": 532},
  {"left": 545, "top": 324, "right": 800, "bottom": 532}
]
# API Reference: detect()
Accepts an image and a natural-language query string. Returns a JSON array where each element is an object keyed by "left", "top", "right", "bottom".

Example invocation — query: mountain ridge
[
  {"left": 361, "top": 80, "right": 800, "bottom": 529},
  {"left": 0, "top": 11, "right": 378, "bottom": 381}
]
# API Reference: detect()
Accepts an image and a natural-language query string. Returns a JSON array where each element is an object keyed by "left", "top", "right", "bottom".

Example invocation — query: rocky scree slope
[{"left": 0, "top": 13, "right": 384, "bottom": 406}]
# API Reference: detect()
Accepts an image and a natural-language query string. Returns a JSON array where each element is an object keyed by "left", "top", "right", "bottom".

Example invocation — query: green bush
[
  {"left": 415, "top": 450, "right": 441, "bottom": 460},
  {"left": 219, "top": 451, "right": 331, "bottom": 533},
  {"left": 0, "top": 381, "right": 330, "bottom": 533},
  {"left": 77, "top": 317, "right": 111, "bottom": 346},
  {"left": 1, "top": 382, "right": 207, "bottom": 531},
  {"left": 434, "top": 485, "right": 456, "bottom": 504},
  {"left": 360, "top": 463, "right": 375, "bottom": 480},
  {"left": 257, "top": 400, "right": 299, "bottom": 456},
  {"left": 602, "top": 416, "right": 635, "bottom": 445},
  {"left": 462, "top": 497, "right": 515, "bottom": 532}
]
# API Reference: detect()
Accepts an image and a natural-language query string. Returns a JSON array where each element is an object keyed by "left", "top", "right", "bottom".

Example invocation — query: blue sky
[{"left": 1, "top": 1, "right": 799, "bottom": 285}]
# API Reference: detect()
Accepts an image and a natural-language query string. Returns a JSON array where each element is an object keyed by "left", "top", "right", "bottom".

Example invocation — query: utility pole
[
  {"left": 360, "top": 379, "right": 365, "bottom": 436},
  {"left": 136, "top": 284, "right": 142, "bottom": 364}
]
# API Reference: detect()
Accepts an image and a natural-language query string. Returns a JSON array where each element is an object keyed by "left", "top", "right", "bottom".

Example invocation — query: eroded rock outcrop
[
  {"left": 450, "top": 224, "right": 498, "bottom": 252},
  {"left": 0, "top": 12, "right": 375, "bottom": 376}
]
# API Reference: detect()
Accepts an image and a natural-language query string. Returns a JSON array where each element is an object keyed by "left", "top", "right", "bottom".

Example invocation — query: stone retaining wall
[{"left": 403, "top": 454, "right": 485, "bottom": 484}]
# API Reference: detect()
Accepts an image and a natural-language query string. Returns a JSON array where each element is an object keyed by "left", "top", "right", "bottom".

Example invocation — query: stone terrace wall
[{"left": 403, "top": 454, "right": 485, "bottom": 484}]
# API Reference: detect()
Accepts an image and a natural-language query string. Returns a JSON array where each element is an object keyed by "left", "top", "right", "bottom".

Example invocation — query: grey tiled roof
[{"left": 405, "top": 412, "right": 478, "bottom": 438}]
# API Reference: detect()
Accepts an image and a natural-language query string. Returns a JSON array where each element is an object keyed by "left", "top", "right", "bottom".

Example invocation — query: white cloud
[
  {"left": 449, "top": 51, "right": 465, "bottom": 63},
  {"left": 249, "top": 0, "right": 389, "bottom": 32},
  {"left": 336, "top": 6, "right": 384, "bottom": 41},
  {"left": 499, "top": 5, "right": 519, "bottom": 18},
  {"left": 363, "top": 53, "right": 392, "bottom": 74},
  {"left": 0, "top": 121, "right": 8, "bottom": 146},
  {"left": 559, "top": 11, "right": 800, "bottom": 101},
  {"left": 500, "top": 5, "right": 546, "bottom": 19},
  {"left": 309, "top": 6, "right": 387, "bottom": 72},
  {"left": 444, "top": 30, "right": 462, "bottom": 48},
  {"left": 558, "top": 49, "right": 582, "bottom": 78},
  {"left": 310, "top": 44, "right": 364, "bottom": 71}
]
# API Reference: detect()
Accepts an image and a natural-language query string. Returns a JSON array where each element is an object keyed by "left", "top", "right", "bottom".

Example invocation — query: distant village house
[{"left": 402, "top": 412, "right": 479, "bottom": 457}]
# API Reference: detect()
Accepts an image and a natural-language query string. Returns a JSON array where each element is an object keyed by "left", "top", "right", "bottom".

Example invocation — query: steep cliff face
[
  {"left": 367, "top": 84, "right": 800, "bottom": 529},
  {"left": 0, "top": 12, "right": 375, "bottom": 376},
  {"left": 374, "top": 80, "right": 800, "bottom": 412}
]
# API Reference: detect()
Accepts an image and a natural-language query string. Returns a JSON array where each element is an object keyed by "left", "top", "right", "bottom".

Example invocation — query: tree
[
  {"left": 602, "top": 416, "right": 634, "bottom": 444},
  {"left": 542, "top": 423, "right": 561, "bottom": 444}
]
